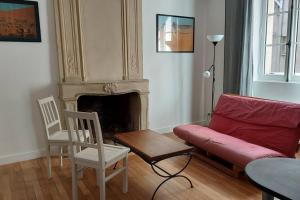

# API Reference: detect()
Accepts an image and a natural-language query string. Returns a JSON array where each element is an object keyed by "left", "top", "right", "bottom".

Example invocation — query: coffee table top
[
  {"left": 246, "top": 158, "right": 300, "bottom": 200},
  {"left": 114, "top": 130, "right": 194, "bottom": 163}
]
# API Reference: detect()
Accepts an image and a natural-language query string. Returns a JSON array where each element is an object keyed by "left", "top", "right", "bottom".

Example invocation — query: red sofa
[{"left": 174, "top": 94, "right": 300, "bottom": 170}]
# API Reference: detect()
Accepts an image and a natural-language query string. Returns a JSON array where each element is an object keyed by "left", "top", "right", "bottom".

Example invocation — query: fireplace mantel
[
  {"left": 59, "top": 79, "right": 149, "bottom": 130},
  {"left": 54, "top": 0, "right": 149, "bottom": 130},
  {"left": 60, "top": 79, "right": 149, "bottom": 100}
]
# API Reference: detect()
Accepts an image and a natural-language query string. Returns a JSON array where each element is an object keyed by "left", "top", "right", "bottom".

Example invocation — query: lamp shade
[{"left": 207, "top": 35, "right": 224, "bottom": 42}]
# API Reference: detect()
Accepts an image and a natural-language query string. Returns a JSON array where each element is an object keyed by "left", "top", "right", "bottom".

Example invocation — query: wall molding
[
  {"left": 0, "top": 149, "right": 46, "bottom": 166},
  {"left": 0, "top": 120, "right": 206, "bottom": 165},
  {"left": 54, "top": 0, "right": 143, "bottom": 82}
]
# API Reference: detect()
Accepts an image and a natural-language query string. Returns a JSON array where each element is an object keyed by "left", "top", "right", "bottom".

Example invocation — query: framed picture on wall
[
  {"left": 0, "top": 0, "right": 41, "bottom": 42},
  {"left": 156, "top": 14, "right": 195, "bottom": 53}
]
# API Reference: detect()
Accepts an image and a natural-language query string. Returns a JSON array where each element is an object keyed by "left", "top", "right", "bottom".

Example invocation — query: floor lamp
[{"left": 203, "top": 35, "right": 224, "bottom": 115}]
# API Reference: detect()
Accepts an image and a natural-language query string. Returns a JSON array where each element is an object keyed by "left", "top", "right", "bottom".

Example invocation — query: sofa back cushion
[{"left": 209, "top": 94, "right": 300, "bottom": 157}]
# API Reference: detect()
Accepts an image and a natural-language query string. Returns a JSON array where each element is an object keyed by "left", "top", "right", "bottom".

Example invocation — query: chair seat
[
  {"left": 75, "top": 144, "right": 130, "bottom": 167},
  {"left": 49, "top": 130, "right": 90, "bottom": 143}
]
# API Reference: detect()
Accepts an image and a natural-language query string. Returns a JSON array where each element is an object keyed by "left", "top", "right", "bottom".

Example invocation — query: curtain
[
  {"left": 223, "top": 0, "right": 253, "bottom": 95},
  {"left": 240, "top": 0, "right": 253, "bottom": 96}
]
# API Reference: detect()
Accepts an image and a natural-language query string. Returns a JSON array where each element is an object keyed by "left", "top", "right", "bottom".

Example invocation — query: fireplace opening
[{"left": 77, "top": 93, "right": 141, "bottom": 140}]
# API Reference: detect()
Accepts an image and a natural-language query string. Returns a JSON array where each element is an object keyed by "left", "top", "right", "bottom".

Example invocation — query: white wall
[
  {"left": 0, "top": 0, "right": 58, "bottom": 164},
  {"left": 253, "top": 81, "right": 300, "bottom": 103},
  {"left": 142, "top": 0, "right": 225, "bottom": 132}
]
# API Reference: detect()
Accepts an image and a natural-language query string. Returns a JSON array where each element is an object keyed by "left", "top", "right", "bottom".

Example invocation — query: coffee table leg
[
  {"left": 150, "top": 153, "right": 193, "bottom": 200},
  {"left": 262, "top": 192, "right": 274, "bottom": 200}
]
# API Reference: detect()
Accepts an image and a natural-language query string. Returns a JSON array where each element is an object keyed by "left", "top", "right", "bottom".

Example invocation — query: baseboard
[
  {"left": 0, "top": 149, "right": 46, "bottom": 166},
  {"left": 152, "top": 120, "right": 206, "bottom": 134},
  {"left": 0, "top": 120, "right": 208, "bottom": 165}
]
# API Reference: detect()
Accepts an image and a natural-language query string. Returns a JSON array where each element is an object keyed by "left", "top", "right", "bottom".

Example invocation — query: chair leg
[
  {"left": 78, "top": 168, "right": 83, "bottom": 178},
  {"left": 73, "top": 145, "right": 83, "bottom": 178},
  {"left": 68, "top": 145, "right": 72, "bottom": 157},
  {"left": 76, "top": 145, "right": 80, "bottom": 153},
  {"left": 47, "top": 145, "right": 52, "bottom": 178},
  {"left": 98, "top": 170, "right": 106, "bottom": 200},
  {"left": 72, "top": 163, "right": 78, "bottom": 200},
  {"left": 122, "top": 155, "right": 128, "bottom": 193},
  {"left": 60, "top": 146, "right": 63, "bottom": 167},
  {"left": 96, "top": 169, "right": 99, "bottom": 186}
]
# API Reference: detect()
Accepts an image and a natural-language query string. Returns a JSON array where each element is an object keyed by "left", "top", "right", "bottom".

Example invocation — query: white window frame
[
  {"left": 259, "top": 0, "right": 300, "bottom": 82},
  {"left": 289, "top": 0, "right": 300, "bottom": 81}
]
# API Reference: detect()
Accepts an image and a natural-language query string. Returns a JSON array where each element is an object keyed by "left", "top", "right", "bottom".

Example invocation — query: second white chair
[
  {"left": 38, "top": 96, "right": 90, "bottom": 178},
  {"left": 64, "top": 110, "right": 130, "bottom": 200}
]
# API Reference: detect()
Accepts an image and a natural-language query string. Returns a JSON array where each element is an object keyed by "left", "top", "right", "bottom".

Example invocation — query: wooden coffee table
[{"left": 114, "top": 129, "right": 194, "bottom": 200}]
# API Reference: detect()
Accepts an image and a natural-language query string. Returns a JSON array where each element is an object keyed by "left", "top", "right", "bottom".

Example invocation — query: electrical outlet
[
  {"left": 207, "top": 112, "right": 211, "bottom": 118},
  {"left": 205, "top": 112, "right": 212, "bottom": 126}
]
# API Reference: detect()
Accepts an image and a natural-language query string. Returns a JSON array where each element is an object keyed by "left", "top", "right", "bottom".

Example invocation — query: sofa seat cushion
[{"left": 174, "top": 125, "right": 286, "bottom": 168}]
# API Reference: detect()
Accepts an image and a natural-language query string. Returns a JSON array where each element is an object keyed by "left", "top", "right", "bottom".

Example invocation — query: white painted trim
[
  {"left": 0, "top": 149, "right": 46, "bottom": 166},
  {"left": 0, "top": 120, "right": 208, "bottom": 165},
  {"left": 152, "top": 120, "right": 207, "bottom": 134}
]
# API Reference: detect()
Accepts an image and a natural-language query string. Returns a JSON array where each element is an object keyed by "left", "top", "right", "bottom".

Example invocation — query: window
[
  {"left": 164, "top": 17, "right": 173, "bottom": 42},
  {"left": 261, "top": 0, "right": 300, "bottom": 82}
]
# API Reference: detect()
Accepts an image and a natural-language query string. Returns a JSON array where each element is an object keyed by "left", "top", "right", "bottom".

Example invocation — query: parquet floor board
[{"left": 0, "top": 134, "right": 298, "bottom": 200}]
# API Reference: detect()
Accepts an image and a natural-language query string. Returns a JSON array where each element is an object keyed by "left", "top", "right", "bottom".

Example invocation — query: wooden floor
[{"left": 0, "top": 134, "right": 299, "bottom": 200}]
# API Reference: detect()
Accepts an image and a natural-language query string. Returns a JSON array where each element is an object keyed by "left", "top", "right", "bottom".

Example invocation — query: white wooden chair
[
  {"left": 64, "top": 110, "right": 130, "bottom": 200},
  {"left": 38, "top": 96, "right": 89, "bottom": 178}
]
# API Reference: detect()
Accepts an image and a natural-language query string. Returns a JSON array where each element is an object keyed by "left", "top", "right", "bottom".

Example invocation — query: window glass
[
  {"left": 264, "top": 0, "right": 289, "bottom": 76},
  {"left": 268, "top": 0, "right": 290, "bottom": 14},
  {"left": 265, "top": 45, "right": 286, "bottom": 74},
  {"left": 266, "top": 14, "right": 289, "bottom": 45},
  {"left": 261, "top": 0, "right": 300, "bottom": 80}
]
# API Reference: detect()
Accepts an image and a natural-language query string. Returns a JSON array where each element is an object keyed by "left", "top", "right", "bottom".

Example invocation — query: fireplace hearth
[{"left": 77, "top": 93, "right": 141, "bottom": 140}]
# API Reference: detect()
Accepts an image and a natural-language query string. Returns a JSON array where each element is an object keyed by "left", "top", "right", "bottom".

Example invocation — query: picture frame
[
  {"left": 156, "top": 14, "right": 195, "bottom": 53},
  {"left": 0, "top": 0, "right": 41, "bottom": 42}
]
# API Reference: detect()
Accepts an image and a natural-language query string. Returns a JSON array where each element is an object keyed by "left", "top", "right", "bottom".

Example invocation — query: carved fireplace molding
[{"left": 53, "top": 0, "right": 149, "bottom": 129}]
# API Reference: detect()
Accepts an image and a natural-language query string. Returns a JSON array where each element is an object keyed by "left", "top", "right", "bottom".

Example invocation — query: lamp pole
[
  {"left": 204, "top": 35, "right": 224, "bottom": 118},
  {"left": 211, "top": 42, "right": 217, "bottom": 114}
]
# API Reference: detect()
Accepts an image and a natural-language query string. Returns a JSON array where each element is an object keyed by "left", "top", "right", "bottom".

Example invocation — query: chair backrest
[
  {"left": 64, "top": 110, "right": 105, "bottom": 167},
  {"left": 37, "top": 96, "right": 62, "bottom": 139}
]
